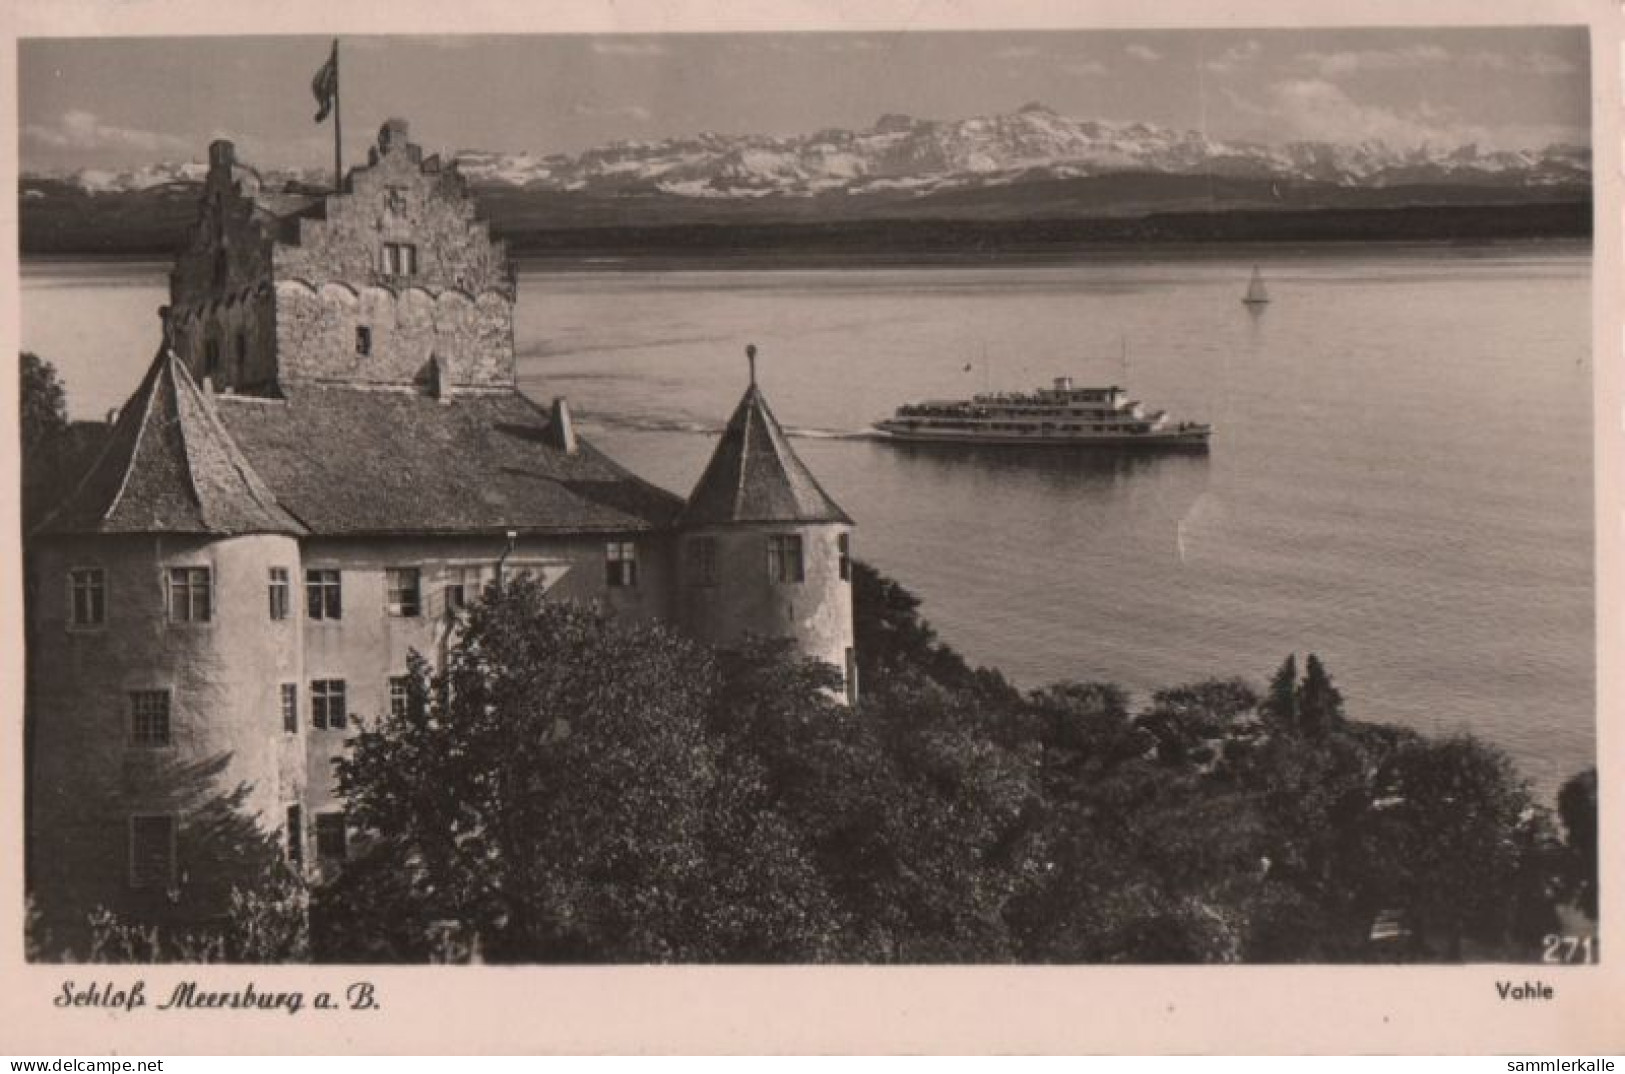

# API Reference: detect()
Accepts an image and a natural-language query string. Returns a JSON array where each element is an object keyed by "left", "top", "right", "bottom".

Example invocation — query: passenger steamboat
[{"left": 873, "top": 377, "right": 1211, "bottom": 450}]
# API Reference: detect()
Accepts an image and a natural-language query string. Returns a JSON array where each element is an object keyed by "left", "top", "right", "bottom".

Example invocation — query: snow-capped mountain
[
  {"left": 23, "top": 103, "right": 1589, "bottom": 199},
  {"left": 448, "top": 103, "right": 1591, "bottom": 198}
]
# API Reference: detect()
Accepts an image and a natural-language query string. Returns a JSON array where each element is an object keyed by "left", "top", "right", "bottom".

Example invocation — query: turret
[
  {"left": 677, "top": 346, "right": 856, "bottom": 701},
  {"left": 27, "top": 338, "right": 308, "bottom": 940}
]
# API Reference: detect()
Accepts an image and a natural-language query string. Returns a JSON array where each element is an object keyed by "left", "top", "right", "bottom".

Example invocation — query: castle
[{"left": 25, "top": 119, "right": 855, "bottom": 938}]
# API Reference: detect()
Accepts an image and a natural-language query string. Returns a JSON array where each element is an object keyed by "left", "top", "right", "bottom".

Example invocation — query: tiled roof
[
  {"left": 679, "top": 384, "right": 852, "bottom": 528},
  {"left": 34, "top": 348, "right": 306, "bottom": 537},
  {"left": 215, "top": 386, "right": 683, "bottom": 536}
]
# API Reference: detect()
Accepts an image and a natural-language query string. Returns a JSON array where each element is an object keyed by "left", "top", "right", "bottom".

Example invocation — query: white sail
[{"left": 1243, "top": 265, "right": 1270, "bottom": 304}]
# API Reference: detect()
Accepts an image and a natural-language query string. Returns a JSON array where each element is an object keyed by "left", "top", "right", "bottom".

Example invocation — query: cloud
[
  {"left": 1297, "top": 45, "right": 1578, "bottom": 79},
  {"left": 1204, "top": 40, "right": 1261, "bottom": 74},
  {"left": 569, "top": 102, "right": 653, "bottom": 122},
  {"left": 23, "top": 110, "right": 192, "bottom": 155},
  {"left": 1063, "top": 60, "right": 1109, "bottom": 77},
  {"left": 1463, "top": 50, "right": 1579, "bottom": 76},
  {"left": 996, "top": 45, "right": 1041, "bottom": 60},
  {"left": 591, "top": 40, "right": 667, "bottom": 57},
  {"left": 1298, "top": 45, "right": 1448, "bottom": 77},
  {"left": 1125, "top": 44, "right": 1163, "bottom": 63},
  {"left": 1234, "top": 78, "right": 1586, "bottom": 151}
]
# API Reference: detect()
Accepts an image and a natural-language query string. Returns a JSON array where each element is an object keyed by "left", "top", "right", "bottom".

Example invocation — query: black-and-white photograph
[{"left": 15, "top": 16, "right": 1602, "bottom": 982}]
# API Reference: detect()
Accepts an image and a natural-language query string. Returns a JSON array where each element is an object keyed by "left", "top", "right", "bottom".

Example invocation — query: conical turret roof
[
  {"left": 33, "top": 345, "right": 306, "bottom": 537},
  {"left": 679, "top": 380, "right": 852, "bottom": 528}
]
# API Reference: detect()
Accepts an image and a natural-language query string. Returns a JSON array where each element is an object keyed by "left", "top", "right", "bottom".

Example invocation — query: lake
[{"left": 20, "top": 243, "right": 1595, "bottom": 795}]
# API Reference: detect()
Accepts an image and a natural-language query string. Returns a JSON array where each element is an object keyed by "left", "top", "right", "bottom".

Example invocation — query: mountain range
[
  {"left": 20, "top": 104, "right": 1592, "bottom": 257},
  {"left": 25, "top": 102, "right": 1591, "bottom": 199}
]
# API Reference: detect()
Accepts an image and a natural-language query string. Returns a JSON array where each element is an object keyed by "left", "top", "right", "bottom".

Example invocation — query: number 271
[{"left": 1542, "top": 934, "right": 1598, "bottom": 963}]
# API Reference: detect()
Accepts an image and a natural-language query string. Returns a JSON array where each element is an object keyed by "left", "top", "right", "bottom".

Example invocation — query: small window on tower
[
  {"left": 389, "top": 676, "right": 412, "bottom": 719},
  {"left": 381, "top": 242, "right": 419, "bottom": 277},
  {"left": 69, "top": 567, "right": 106, "bottom": 627},
  {"left": 129, "top": 690, "right": 172, "bottom": 748},
  {"left": 167, "top": 567, "right": 212, "bottom": 623},
  {"left": 285, "top": 804, "right": 303, "bottom": 867},
  {"left": 281, "top": 683, "right": 298, "bottom": 734},
  {"left": 767, "top": 535, "right": 805, "bottom": 584},
  {"left": 311, "top": 679, "right": 347, "bottom": 731},
  {"left": 268, "top": 567, "right": 290, "bottom": 620},
  {"left": 129, "top": 814, "right": 177, "bottom": 889},
  {"left": 686, "top": 537, "right": 718, "bottom": 587},
  {"left": 355, "top": 326, "right": 372, "bottom": 357},
  {"left": 838, "top": 533, "right": 852, "bottom": 582},
  {"left": 386, "top": 568, "right": 421, "bottom": 617},
  {"left": 605, "top": 542, "right": 638, "bottom": 588},
  {"left": 315, "top": 812, "right": 348, "bottom": 865},
  {"left": 306, "top": 569, "right": 342, "bottom": 620}
]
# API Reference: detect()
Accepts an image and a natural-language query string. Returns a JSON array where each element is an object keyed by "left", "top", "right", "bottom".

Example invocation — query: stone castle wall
[
  {"left": 293, "top": 532, "right": 675, "bottom": 819},
  {"left": 27, "top": 533, "right": 305, "bottom": 939},
  {"left": 678, "top": 522, "right": 855, "bottom": 691},
  {"left": 273, "top": 281, "right": 513, "bottom": 389}
]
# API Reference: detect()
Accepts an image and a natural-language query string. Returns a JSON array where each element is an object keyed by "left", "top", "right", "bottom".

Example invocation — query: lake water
[{"left": 20, "top": 244, "right": 1595, "bottom": 794}]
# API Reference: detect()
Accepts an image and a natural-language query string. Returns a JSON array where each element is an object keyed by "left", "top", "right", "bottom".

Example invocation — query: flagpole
[{"left": 332, "top": 39, "right": 343, "bottom": 192}]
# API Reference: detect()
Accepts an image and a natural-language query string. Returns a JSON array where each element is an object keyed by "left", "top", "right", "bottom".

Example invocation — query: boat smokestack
[{"left": 1054, "top": 376, "right": 1073, "bottom": 392}]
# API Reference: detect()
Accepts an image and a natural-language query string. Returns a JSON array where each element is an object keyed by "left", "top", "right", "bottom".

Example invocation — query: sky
[{"left": 18, "top": 27, "right": 1591, "bottom": 172}]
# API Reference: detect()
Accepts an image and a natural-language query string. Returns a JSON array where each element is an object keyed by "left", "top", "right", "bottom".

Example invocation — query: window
[
  {"left": 381, "top": 242, "right": 418, "bottom": 277},
  {"left": 389, "top": 676, "right": 411, "bottom": 719},
  {"left": 129, "top": 690, "right": 171, "bottom": 747},
  {"left": 838, "top": 533, "right": 852, "bottom": 582},
  {"left": 167, "top": 567, "right": 212, "bottom": 623},
  {"left": 306, "top": 569, "right": 342, "bottom": 620},
  {"left": 311, "top": 679, "right": 347, "bottom": 730},
  {"left": 355, "top": 326, "right": 372, "bottom": 357},
  {"left": 315, "top": 812, "right": 348, "bottom": 864},
  {"left": 235, "top": 331, "right": 248, "bottom": 366},
  {"left": 767, "top": 535, "right": 805, "bottom": 584},
  {"left": 69, "top": 567, "right": 105, "bottom": 627},
  {"left": 386, "top": 568, "right": 421, "bottom": 617},
  {"left": 444, "top": 566, "right": 482, "bottom": 614},
  {"left": 129, "top": 814, "right": 176, "bottom": 889},
  {"left": 204, "top": 338, "right": 220, "bottom": 377},
  {"left": 285, "top": 805, "right": 303, "bottom": 867},
  {"left": 268, "top": 568, "right": 290, "bottom": 620},
  {"left": 605, "top": 541, "right": 638, "bottom": 588},
  {"left": 686, "top": 537, "right": 718, "bottom": 587},
  {"left": 281, "top": 683, "right": 298, "bottom": 734}
]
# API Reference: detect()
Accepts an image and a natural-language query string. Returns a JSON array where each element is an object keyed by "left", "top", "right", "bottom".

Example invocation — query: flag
[{"left": 312, "top": 40, "right": 338, "bottom": 123}]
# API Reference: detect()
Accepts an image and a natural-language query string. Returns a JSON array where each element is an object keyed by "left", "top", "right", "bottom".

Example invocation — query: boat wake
[{"left": 582, "top": 411, "right": 874, "bottom": 441}]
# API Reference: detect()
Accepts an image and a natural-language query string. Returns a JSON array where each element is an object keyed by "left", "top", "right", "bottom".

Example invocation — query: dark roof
[
  {"left": 215, "top": 386, "right": 682, "bottom": 536},
  {"left": 34, "top": 348, "right": 306, "bottom": 538},
  {"left": 678, "top": 384, "right": 852, "bottom": 528},
  {"left": 251, "top": 192, "right": 328, "bottom": 245}
]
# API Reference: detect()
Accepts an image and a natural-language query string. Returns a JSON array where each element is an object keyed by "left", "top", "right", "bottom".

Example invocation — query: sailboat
[{"left": 1242, "top": 265, "right": 1270, "bottom": 306}]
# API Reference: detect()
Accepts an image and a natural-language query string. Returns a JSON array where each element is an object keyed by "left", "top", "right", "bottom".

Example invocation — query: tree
[
  {"left": 330, "top": 581, "right": 722, "bottom": 962},
  {"left": 1296, "top": 654, "right": 1344, "bottom": 736},
  {"left": 1263, "top": 654, "right": 1298, "bottom": 732},
  {"left": 1556, "top": 766, "right": 1598, "bottom": 919},
  {"left": 1355, "top": 735, "right": 1544, "bottom": 958},
  {"left": 19, "top": 351, "right": 69, "bottom": 529}
]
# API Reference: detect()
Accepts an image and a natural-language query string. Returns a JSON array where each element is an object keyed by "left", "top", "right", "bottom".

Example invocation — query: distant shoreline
[
  {"left": 22, "top": 234, "right": 1593, "bottom": 275},
  {"left": 20, "top": 199, "right": 1591, "bottom": 266}
]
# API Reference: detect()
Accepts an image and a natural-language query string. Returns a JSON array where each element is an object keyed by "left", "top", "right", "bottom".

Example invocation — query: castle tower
[
  {"left": 166, "top": 119, "right": 516, "bottom": 399},
  {"left": 677, "top": 347, "right": 856, "bottom": 701},
  {"left": 27, "top": 340, "right": 308, "bottom": 939}
]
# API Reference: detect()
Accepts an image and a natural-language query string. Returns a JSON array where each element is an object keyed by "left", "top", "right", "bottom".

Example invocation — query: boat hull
[{"left": 872, "top": 422, "right": 1211, "bottom": 450}]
